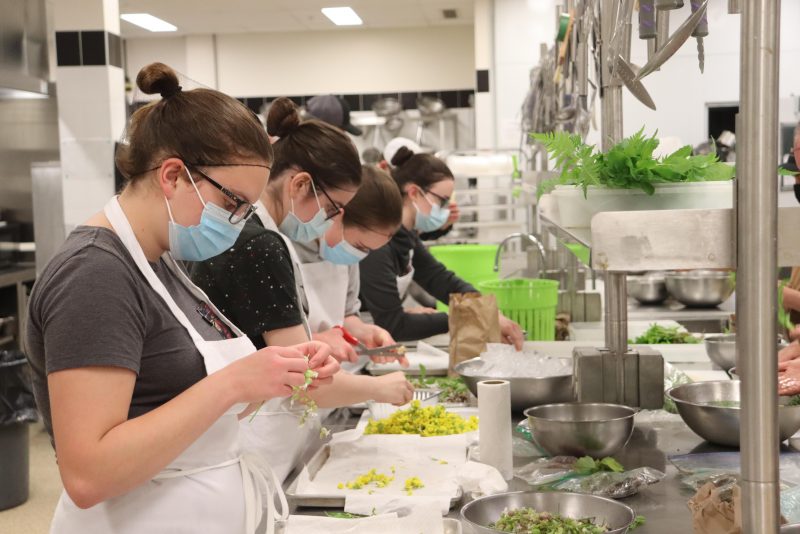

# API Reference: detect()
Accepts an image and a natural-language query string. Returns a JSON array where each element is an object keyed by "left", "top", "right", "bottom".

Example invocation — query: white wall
[
  {"left": 623, "top": 1, "right": 800, "bottom": 147},
  {"left": 493, "top": 0, "right": 558, "bottom": 149},
  {"left": 125, "top": 26, "right": 475, "bottom": 97}
]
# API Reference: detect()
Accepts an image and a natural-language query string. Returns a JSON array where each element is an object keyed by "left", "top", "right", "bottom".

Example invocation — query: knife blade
[
  {"left": 634, "top": 0, "right": 708, "bottom": 82},
  {"left": 615, "top": 55, "right": 657, "bottom": 110}
]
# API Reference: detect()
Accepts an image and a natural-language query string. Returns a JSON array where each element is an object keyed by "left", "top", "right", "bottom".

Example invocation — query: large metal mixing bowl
[
  {"left": 454, "top": 359, "right": 574, "bottom": 412},
  {"left": 524, "top": 403, "right": 636, "bottom": 458},
  {"left": 628, "top": 273, "right": 668, "bottom": 305},
  {"left": 665, "top": 270, "right": 735, "bottom": 307},
  {"left": 666, "top": 381, "right": 800, "bottom": 447},
  {"left": 461, "top": 491, "right": 636, "bottom": 534},
  {"left": 704, "top": 334, "right": 786, "bottom": 371}
]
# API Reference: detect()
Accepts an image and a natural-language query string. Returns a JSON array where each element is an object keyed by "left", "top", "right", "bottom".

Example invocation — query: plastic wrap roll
[{"left": 478, "top": 379, "right": 513, "bottom": 480}]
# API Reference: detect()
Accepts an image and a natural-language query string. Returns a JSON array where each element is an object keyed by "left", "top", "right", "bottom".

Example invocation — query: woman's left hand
[{"left": 499, "top": 313, "right": 525, "bottom": 351}]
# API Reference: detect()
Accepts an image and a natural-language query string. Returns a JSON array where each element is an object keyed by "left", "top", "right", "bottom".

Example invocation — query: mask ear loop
[{"left": 184, "top": 167, "right": 207, "bottom": 207}]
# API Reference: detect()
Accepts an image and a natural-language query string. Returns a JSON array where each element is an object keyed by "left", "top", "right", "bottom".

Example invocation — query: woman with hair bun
[
  {"left": 359, "top": 146, "right": 525, "bottom": 348},
  {"left": 26, "top": 63, "right": 338, "bottom": 533},
  {"left": 190, "top": 102, "right": 413, "bottom": 482}
]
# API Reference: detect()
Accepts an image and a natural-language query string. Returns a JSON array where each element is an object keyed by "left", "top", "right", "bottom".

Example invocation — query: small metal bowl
[
  {"left": 524, "top": 403, "right": 636, "bottom": 458},
  {"left": 705, "top": 334, "right": 786, "bottom": 371},
  {"left": 628, "top": 273, "right": 668, "bottom": 305},
  {"left": 454, "top": 359, "right": 574, "bottom": 412},
  {"left": 665, "top": 270, "right": 735, "bottom": 308},
  {"left": 666, "top": 380, "right": 800, "bottom": 447},
  {"left": 461, "top": 491, "right": 636, "bottom": 534},
  {"left": 781, "top": 524, "right": 800, "bottom": 533}
]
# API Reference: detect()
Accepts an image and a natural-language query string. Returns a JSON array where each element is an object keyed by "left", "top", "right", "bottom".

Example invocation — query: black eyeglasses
[
  {"left": 314, "top": 181, "right": 343, "bottom": 221},
  {"left": 188, "top": 166, "right": 258, "bottom": 224},
  {"left": 425, "top": 189, "right": 451, "bottom": 209}
]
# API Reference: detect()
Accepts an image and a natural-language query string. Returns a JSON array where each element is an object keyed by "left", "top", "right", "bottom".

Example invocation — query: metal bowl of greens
[
  {"left": 666, "top": 381, "right": 800, "bottom": 447},
  {"left": 665, "top": 270, "right": 735, "bottom": 308},
  {"left": 524, "top": 403, "right": 636, "bottom": 458},
  {"left": 627, "top": 273, "right": 668, "bottom": 305},
  {"left": 704, "top": 334, "right": 786, "bottom": 371},
  {"left": 455, "top": 359, "right": 574, "bottom": 412},
  {"left": 461, "top": 491, "right": 635, "bottom": 534}
]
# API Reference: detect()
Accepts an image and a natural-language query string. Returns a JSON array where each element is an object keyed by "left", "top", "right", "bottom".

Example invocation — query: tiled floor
[{"left": 0, "top": 423, "right": 61, "bottom": 534}]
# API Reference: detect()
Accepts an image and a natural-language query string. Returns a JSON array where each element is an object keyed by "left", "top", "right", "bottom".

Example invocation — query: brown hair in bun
[
  {"left": 266, "top": 96, "right": 361, "bottom": 195},
  {"left": 390, "top": 145, "right": 414, "bottom": 167},
  {"left": 116, "top": 62, "right": 271, "bottom": 185},
  {"left": 390, "top": 151, "right": 454, "bottom": 195}
]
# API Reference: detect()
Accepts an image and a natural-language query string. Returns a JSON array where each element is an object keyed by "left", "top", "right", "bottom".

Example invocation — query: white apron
[
  {"left": 238, "top": 202, "right": 321, "bottom": 484},
  {"left": 298, "top": 260, "right": 350, "bottom": 333},
  {"left": 49, "top": 197, "right": 287, "bottom": 534},
  {"left": 396, "top": 249, "right": 416, "bottom": 302}
]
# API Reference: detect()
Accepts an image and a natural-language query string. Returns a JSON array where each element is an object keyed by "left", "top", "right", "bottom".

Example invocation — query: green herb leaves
[
  {"left": 533, "top": 129, "right": 735, "bottom": 198},
  {"left": 574, "top": 456, "right": 625, "bottom": 476},
  {"left": 631, "top": 324, "right": 701, "bottom": 345}
]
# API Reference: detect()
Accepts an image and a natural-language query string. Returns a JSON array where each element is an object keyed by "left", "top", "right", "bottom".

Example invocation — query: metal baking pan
[{"left": 284, "top": 445, "right": 463, "bottom": 509}]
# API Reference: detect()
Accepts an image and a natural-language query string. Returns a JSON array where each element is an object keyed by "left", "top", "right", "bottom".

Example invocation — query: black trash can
[{"left": 0, "top": 351, "right": 38, "bottom": 510}]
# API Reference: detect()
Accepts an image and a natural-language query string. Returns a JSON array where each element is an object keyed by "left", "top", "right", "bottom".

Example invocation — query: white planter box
[{"left": 552, "top": 181, "right": 734, "bottom": 229}]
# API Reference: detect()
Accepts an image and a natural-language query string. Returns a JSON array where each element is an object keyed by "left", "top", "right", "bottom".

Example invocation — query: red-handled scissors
[{"left": 333, "top": 326, "right": 406, "bottom": 358}]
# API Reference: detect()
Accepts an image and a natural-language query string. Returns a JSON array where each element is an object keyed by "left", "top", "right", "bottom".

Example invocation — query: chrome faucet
[{"left": 493, "top": 232, "right": 547, "bottom": 278}]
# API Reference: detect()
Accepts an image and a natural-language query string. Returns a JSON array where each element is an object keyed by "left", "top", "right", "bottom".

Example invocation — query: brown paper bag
[
  {"left": 688, "top": 482, "right": 742, "bottom": 534},
  {"left": 448, "top": 293, "right": 501, "bottom": 374}
]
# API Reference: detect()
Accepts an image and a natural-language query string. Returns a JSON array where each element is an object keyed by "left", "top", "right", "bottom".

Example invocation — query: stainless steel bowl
[
  {"left": 454, "top": 359, "right": 574, "bottom": 412},
  {"left": 666, "top": 380, "right": 800, "bottom": 447},
  {"left": 781, "top": 525, "right": 800, "bottom": 533},
  {"left": 524, "top": 403, "right": 636, "bottom": 458},
  {"left": 627, "top": 273, "right": 668, "bottom": 305},
  {"left": 665, "top": 270, "right": 735, "bottom": 308},
  {"left": 704, "top": 334, "right": 786, "bottom": 371},
  {"left": 461, "top": 491, "right": 635, "bottom": 534}
]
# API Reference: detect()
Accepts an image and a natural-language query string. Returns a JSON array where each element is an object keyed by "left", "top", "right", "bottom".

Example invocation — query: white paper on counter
[
  {"left": 285, "top": 504, "right": 444, "bottom": 534},
  {"left": 344, "top": 494, "right": 452, "bottom": 516},
  {"left": 455, "top": 460, "right": 509, "bottom": 498},
  {"left": 367, "top": 341, "right": 448, "bottom": 373},
  {"left": 478, "top": 380, "right": 513, "bottom": 480},
  {"left": 294, "top": 434, "right": 467, "bottom": 500}
]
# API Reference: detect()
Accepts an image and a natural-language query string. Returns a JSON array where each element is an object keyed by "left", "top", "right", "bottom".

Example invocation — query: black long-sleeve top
[{"left": 359, "top": 226, "right": 477, "bottom": 341}]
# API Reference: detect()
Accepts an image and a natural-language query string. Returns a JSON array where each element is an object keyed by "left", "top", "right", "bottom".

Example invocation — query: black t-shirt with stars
[{"left": 189, "top": 217, "right": 302, "bottom": 349}]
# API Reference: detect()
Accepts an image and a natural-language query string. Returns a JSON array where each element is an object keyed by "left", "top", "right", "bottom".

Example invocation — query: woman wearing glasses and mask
[
  {"left": 25, "top": 63, "right": 338, "bottom": 534},
  {"left": 190, "top": 100, "right": 413, "bottom": 482},
  {"left": 359, "top": 146, "right": 525, "bottom": 349}
]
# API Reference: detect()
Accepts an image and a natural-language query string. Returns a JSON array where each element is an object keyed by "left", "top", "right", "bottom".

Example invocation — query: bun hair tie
[{"left": 161, "top": 85, "right": 182, "bottom": 98}]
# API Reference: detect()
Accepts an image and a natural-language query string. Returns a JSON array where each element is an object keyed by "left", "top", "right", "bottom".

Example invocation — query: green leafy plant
[
  {"left": 630, "top": 515, "right": 647, "bottom": 530},
  {"left": 631, "top": 324, "right": 700, "bottom": 345},
  {"left": 532, "top": 129, "right": 735, "bottom": 198},
  {"left": 574, "top": 456, "right": 624, "bottom": 476}
]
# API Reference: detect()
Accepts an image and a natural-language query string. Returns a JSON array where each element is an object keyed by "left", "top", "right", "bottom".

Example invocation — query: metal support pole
[
  {"left": 738, "top": 0, "right": 781, "bottom": 532},
  {"left": 600, "top": 0, "right": 627, "bottom": 404}
]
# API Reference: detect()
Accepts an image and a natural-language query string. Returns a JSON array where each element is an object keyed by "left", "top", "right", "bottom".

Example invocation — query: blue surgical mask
[
  {"left": 413, "top": 193, "right": 451, "bottom": 233},
  {"left": 279, "top": 181, "right": 333, "bottom": 242},
  {"left": 165, "top": 169, "right": 245, "bottom": 261},
  {"left": 320, "top": 237, "right": 368, "bottom": 265}
]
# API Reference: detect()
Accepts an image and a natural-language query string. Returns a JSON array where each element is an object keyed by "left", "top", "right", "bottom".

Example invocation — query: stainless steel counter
[{"left": 285, "top": 408, "right": 756, "bottom": 533}]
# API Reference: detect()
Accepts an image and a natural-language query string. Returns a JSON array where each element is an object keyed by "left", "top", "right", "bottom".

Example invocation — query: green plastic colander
[
  {"left": 428, "top": 245, "right": 499, "bottom": 312},
  {"left": 478, "top": 278, "right": 560, "bottom": 341}
]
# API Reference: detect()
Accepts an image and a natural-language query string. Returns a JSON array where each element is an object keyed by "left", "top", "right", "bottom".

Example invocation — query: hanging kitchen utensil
[
  {"left": 634, "top": 0, "right": 708, "bottom": 81},
  {"left": 639, "top": 0, "right": 657, "bottom": 60},
  {"left": 553, "top": 10, "right": 575, "bottom": 85},
  {"left": 655, "top": 0, "right": 684, "bottom": 8},
  {"left": 614, "top": 55, "right": 657, "bottom": 110},
  {"left": 690, "top": 0, "right": 709, "bottom": 73}
]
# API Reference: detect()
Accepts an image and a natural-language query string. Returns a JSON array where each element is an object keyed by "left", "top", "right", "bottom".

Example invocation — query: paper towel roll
[{"left": 478, "top": 380, "right": 513, "bottom": 480}]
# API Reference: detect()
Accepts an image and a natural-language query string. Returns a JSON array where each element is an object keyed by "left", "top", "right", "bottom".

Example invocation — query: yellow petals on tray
[{"left": 364, "top": 400, "right": 478, "bottom": 437}]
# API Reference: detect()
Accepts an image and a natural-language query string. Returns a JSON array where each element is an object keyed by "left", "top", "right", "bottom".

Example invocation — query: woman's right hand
[
  {"left": 779, "top": 342, "right": 800, "bottom": 364},
  {"left": 223, "top": 342, "right": 339, "bottom": 403},
  {"left": 372, "top": 372, "right": 415, "bottom": 406}
]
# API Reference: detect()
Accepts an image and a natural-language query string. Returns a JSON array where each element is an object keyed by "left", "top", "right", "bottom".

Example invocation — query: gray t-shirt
[{"left": 26, "top": 226, "right": 225, "bottom": 442}]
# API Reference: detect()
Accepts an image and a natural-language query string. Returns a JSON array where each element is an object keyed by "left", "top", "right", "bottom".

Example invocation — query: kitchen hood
[{"left": 0, "top": 0, "right": 50, "bottom": 98}]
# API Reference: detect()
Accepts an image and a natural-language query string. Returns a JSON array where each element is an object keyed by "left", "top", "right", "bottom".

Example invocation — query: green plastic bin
[
  {"left": 478, "top": 278, "right": 560, "bottom": 341},
  {"left": 428, "top": 245, "right": 499, "bottom": 312}
]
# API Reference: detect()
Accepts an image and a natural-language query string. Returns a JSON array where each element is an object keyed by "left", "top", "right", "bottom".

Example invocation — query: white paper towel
[{"left": 478, "top": 379, "right": 513, "bottom": 480}]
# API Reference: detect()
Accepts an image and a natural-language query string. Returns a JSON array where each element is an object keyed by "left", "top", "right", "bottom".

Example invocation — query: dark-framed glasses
[{"left": 188, "top": 166, "right": 258, "bottom": 224}]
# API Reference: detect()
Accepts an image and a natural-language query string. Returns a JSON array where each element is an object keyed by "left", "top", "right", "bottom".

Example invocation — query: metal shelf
[{"left": 542, "top": 207, "right": 800, "bottom": 271}]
